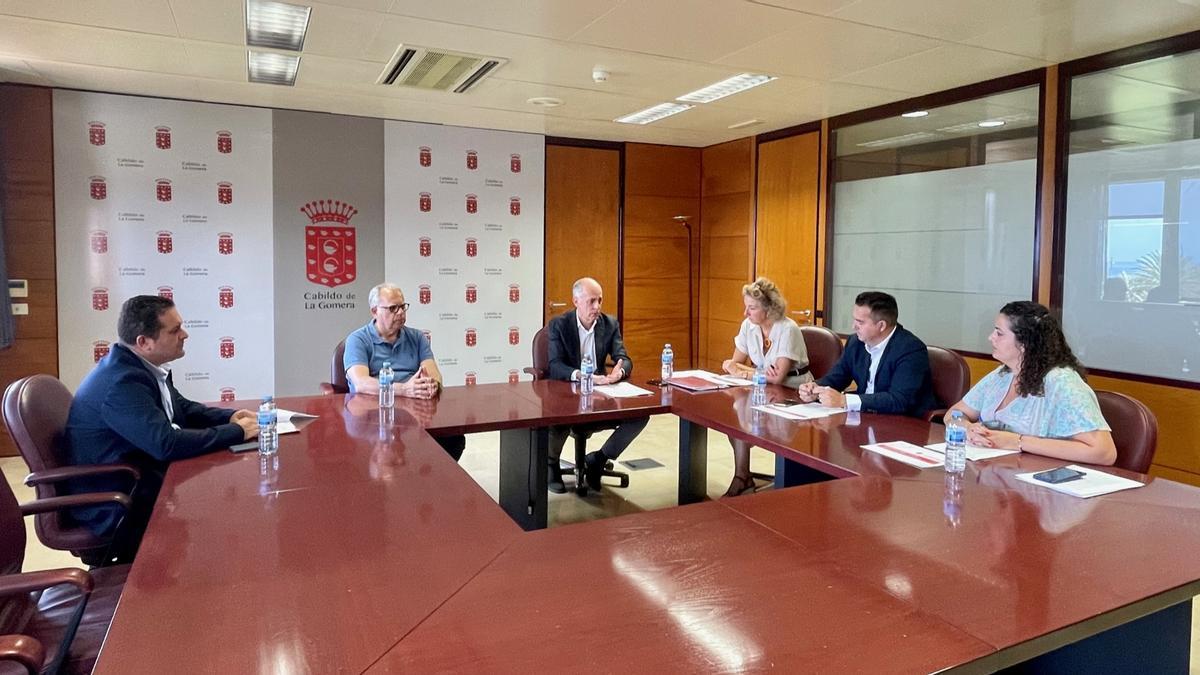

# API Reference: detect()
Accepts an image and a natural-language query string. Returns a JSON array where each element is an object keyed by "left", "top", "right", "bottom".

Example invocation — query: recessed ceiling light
[
  {"left": 247, "top": 50, "right": 300, "bottom": 86},
  {"left": 728, "top": 119, "right": 762, "bottom": 130},
  {"left": 676, "top": 74, "right": 775, "bottom": 103},
  {"left": 526, "top": 97, "right": 563, "bottom": 108},
  {"left": 614, "top": 102, "right": 693, "bottom": 125},
  {"left": 978, "top": 120, "right": 1006, "bottom": 128},
  {"left": 245, "top": 0, "right": 311, "bottom": 52},
  {"left": 901, "top": 110, "right": 929, "bottom": 118}
]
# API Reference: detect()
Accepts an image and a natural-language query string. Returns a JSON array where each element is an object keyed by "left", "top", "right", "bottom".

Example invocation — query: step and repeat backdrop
[
  {"left": 53, "top": 91, "right": 544, "bottom": 400},
  {"left": 53, "top": 90, "right": 275, "bottom": 403},
  {"left": 385, "top": 121, "right": 544, "bottom": 387}
]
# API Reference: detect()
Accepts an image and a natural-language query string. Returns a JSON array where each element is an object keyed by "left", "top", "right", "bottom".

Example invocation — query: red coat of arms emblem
[
  {"left": 93, "top": 341, "right": 110, "bottom": 363},
  {"left": 219, "top": 286, "right": 234, "bottom": 309},
  {"left": 90, "top": 230, "right": 108, "bottom": 254},
  {"left": 301, "top": 200, "right": 359, "bottom": 288},
  {"left": 220, "top": 387, "right": 236, "bottom": 402},
  {"left": 89, "top": 122, "right": 106, "bottom": 146}
]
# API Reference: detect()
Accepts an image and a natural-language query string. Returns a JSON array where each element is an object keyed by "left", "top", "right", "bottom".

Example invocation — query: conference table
[{"left": 92, "top": 380, "right": 1200, "bottom": 673}]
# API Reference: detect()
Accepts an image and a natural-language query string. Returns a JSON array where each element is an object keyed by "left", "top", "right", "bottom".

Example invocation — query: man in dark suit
[
  {"left": 65, "top": 295, "right": 258, "bottom": 562},
  {"left": 545, "top": 277, "right": 648, "bottom": 493},
  {"left": 798, "top": 291, "right": 936, "bottom": 416}
]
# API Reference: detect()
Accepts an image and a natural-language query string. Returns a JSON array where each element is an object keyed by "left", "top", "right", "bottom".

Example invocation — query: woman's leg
[{"left": 724, "top": 437, "right": 756, "bottom": 497}]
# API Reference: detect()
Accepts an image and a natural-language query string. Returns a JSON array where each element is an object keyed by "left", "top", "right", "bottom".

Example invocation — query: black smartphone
[{"left": 1032, "top": 467, "right": 1086, "bottom": 484}]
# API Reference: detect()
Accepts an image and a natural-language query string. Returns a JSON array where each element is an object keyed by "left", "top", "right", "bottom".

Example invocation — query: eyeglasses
[{"left": 376, "top": 303, "right": 410, "bottom": 315}]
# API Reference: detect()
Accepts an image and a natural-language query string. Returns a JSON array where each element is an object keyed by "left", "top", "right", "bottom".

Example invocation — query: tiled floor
[{"left": 5, "top": 413, "right": 1199, "bottom": 670}]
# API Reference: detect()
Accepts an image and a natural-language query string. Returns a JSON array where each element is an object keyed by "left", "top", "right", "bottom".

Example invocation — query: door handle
[
  {"left": 549, "top": 302, "right": 567, "bottom": 308},
  {"left": 791, "top": 309, "right": 812, "bottom": 324}
]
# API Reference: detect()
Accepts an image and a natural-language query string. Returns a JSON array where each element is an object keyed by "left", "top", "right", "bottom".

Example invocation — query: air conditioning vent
[{"left": 376, "top": 44, "right": 506, "bottom": 93}]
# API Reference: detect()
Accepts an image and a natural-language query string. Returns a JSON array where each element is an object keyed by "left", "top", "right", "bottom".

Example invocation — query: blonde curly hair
[{"left": 742, "top": 277, "right": 787, "bottom": 321}]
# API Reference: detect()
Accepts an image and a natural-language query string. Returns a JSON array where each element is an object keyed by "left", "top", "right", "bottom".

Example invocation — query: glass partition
[
  {"left": 1061, "top": 49, "right": 1200, "bottom": 383},
  {"left": 829, "top": 85, "right": 1041, "bottom": 353}
]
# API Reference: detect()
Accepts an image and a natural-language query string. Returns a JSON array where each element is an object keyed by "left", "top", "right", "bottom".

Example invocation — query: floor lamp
[{"left": 673, "top": 215, "right": 695, "bottom": 368}]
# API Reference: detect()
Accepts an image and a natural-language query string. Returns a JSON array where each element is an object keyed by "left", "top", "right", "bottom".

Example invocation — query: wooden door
[
  {"left": 544, "top": 144, "right": 620, "bottom": 323},
  {"left": 755, "top": 132, "right": 820, "bottom": 326}
]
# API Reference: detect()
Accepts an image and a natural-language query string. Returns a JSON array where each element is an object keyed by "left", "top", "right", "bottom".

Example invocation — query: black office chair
[{"left": 525, "top": 327, "right": 629, "bottom": 495}]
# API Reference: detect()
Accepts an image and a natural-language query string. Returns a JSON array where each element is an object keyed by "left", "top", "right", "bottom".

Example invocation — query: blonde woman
[{"left": 721, "top": 277, "right": 813, "bottom": 496}]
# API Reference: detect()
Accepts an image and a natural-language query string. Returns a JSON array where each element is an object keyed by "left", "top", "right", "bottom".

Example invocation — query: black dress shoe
[
  {"left": 548, "top": 461, "right": 566, "bottom": 494},
  {"left": 584, "top": 451, "right": 607, "bottom": 492}
]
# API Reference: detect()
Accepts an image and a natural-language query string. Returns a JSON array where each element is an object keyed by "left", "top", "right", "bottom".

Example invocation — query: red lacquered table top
[{"left": 93, "top": 382, "right": 1200, "bottom": 673}]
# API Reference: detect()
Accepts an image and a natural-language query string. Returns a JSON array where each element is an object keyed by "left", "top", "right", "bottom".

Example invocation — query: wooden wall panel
[
  {"left": 756, "top": 132, "right": 820, "bottom": 325},
  {"left": 699, "top": 139, "right": 754, "bottom": 371},
  {"left": 544, "top": 144, "right": 620, "bottom": 322},
  {"left": 623, "top": 143, "right": 700, "bottom": 375},
  {"left": 0, "top": 85, "right": 58, "bottom": 457}
]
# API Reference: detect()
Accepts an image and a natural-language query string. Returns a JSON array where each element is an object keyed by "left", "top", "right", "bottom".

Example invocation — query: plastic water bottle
[
  {"left": 257, "top": 396, "right": 278, "bottom": 457},
  {"left": 751, "top": 364, "right": 768, "bottom": 406},
  {"left": 661, "top": 343, "right": 674, "bottom": 382},
  {"left": 944, "top": 410, "right": 968, "bottom": 473},
  {"left": 378, "top": 360, "right": 395, "bottom": 409},
  {"left": 580, "top": 353, "right": 595, "bottom": 395}
]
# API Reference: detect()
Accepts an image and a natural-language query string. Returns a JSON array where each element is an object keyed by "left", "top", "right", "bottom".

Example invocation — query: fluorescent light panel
[
  {"left": 615, "top": 102, "right": 693, "bottom": 125},
  {"left": 248, "top": 51, "right": 300, "bottom": 86},
  {"left": 246, "top": 0, "right": 311, "bottom": 51},
  {"left": 676, "top": 73, "right": 775, "bottom": 103}
]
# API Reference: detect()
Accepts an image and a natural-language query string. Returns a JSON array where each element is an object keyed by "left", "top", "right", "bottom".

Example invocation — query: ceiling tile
[
  {"left": 830, "top": 0, "right": 1065, "bottom": 43},
  {"left": 181, "top": 42, "right": 246, "bottom": 80},
  {"left": 386, "top": 0, "right": 623, "bottom": 40},
  {"left": 169, "top": 0, "right": 242, "bottom": 44},
  {"left": 569, "top": 0, "right": 808, "bottom": 62},
  {"left": 0, "top": 0, "right": 179, "bottom": 36},
  {"left": 963, "top": 0, "right": 1200, "bottom": 63},
  {"left": 717, "top": 15, "right": 942, "bottom": 80},
  {"left": 743, "top": 0, "right": 862, "bottom": 15},
  {"left": 0, "top": 16, "right": 194, "bottom": 75},
  {"left": 304, "top": 3, "right": 390, "bottom": 59},
  {"left": 836, "top": 44, "right": 1048, "bottom": 94}
]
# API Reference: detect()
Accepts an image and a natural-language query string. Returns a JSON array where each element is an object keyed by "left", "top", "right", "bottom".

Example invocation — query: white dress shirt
[
  {"left": 571, "top": 314, "right": 597, "bottom": 381},
  {"left": 845, "top": 325, "right": 896, "bottom": 412},
  {"left": 131, "top": 348, "right": 180, "bottom": 428}
]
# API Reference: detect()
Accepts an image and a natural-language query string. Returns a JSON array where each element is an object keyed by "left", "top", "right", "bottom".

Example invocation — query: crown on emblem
[{"left": 300, "top": 199, "right": 358, "bottom": 224}]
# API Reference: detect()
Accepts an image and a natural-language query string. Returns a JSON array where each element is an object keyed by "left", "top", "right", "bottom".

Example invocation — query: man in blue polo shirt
[{"left": 343, "top": 282, "right": 465, "bottom": 460}]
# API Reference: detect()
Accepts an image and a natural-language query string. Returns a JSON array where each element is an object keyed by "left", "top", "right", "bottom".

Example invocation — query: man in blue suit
[
  {"left": 545, "top": 277, "right": 647, "bottom": 493},
  {"left": 798, "top": 291, "right": 937, "bottom": 416},
  {"left": 65, "top": 295, "right": 258, "bottom": 562}
]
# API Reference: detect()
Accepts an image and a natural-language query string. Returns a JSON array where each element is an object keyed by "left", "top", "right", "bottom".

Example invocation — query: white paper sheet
[
  {"left": 925, "top": 442, "right": 1019, "bottom": 462},
  {"left": 1014, "top": 464, "right": 1144, "bottom": 498},
  {"left": 276, "top": 408, "right": 318, "bottom": 422},
  {"left": 861, "top": 441, "right": 945, "bottom": 469},
  {"left": 594, "top": 382, "right": 655, "bottom": 398}
]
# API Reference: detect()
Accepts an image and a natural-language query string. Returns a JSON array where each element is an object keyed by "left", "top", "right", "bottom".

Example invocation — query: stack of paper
[
  {"left": 754, "top": 402, "right": 843, "bottom": 420},
  {"left": 861, "top": 441, "right": 945, "bottom": 469},
  {"left": 1014, "top": 464, "right": 1144, "bottom": 498},
  {"left": 669, "top": 370, "right": 752, "bottom": 388}
]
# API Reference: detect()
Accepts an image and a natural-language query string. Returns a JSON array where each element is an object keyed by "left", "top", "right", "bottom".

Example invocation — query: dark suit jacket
[
  {"left": 546, "top": 310, "right": 633, "bottom": 382},
  {"left": 816, "top": 324, "right": 937, "bottom": 416},
  {"left": 65, "top": 343, "right": 243, "bottom": 536}
]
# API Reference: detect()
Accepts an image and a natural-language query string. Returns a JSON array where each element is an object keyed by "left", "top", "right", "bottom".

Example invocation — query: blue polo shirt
[{"left": 343, "top": 322, "right": 434, "bottom": 392}]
